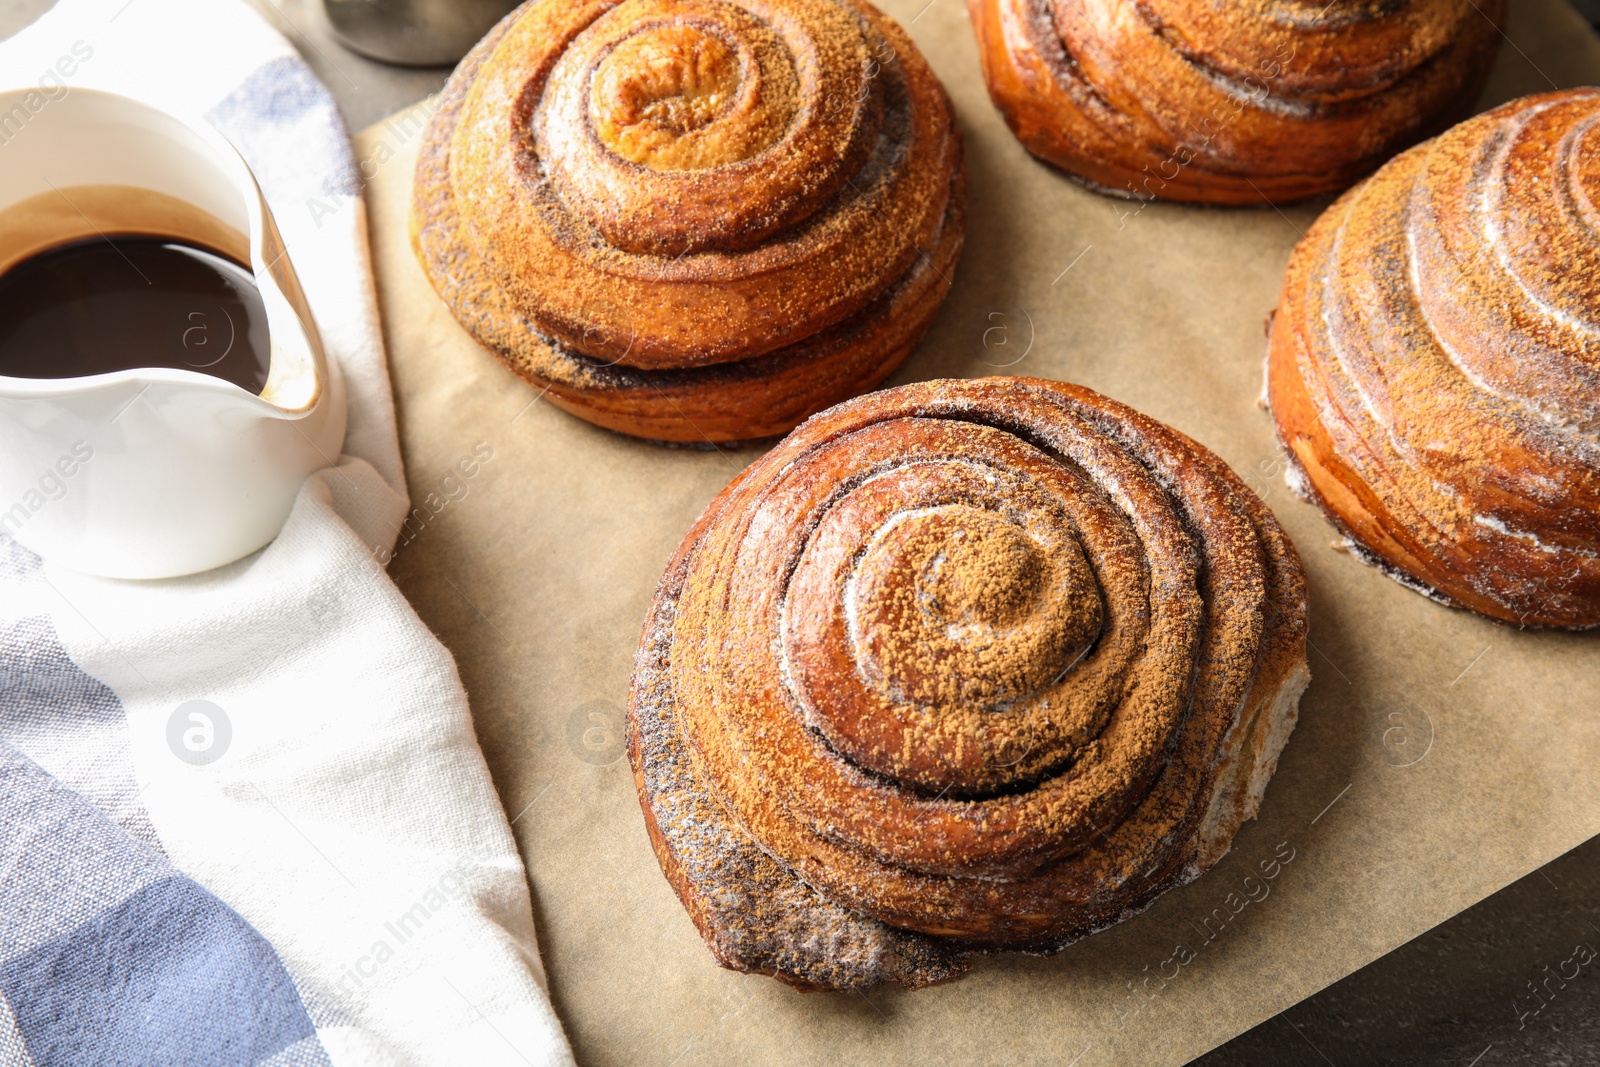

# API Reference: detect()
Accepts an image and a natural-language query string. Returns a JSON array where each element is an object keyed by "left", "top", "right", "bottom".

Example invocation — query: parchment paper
[{"left": 358, "top": 2, "right": 1600, "bottom": 1062}]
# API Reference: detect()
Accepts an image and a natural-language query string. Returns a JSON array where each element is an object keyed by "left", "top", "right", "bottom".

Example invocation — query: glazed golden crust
[
  {"left": 629, "top": 377, "right": 1310, "bottom": 990},
  {"left": 966, "top": 0, "right": 1505, "bottom": 204},
  {"left": 1268, "top": 90, "right": 1600, "bottom": 630},
  {"left": 412, "top": 0, "right": 965, "bottom": 443}
]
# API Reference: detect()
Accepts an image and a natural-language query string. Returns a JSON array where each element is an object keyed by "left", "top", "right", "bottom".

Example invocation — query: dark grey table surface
[{"left": 2, "top": 1, "right": 1596, "bottom": 1063}]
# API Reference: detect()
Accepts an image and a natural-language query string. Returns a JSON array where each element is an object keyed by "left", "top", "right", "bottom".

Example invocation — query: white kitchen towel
[{"left": 0, "top": 2, "right": 573, "bottom": 1065}]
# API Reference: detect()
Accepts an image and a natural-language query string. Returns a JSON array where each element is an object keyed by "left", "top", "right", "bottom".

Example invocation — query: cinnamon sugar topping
[{"left": 629, "top": 378, "right": 1311, "bottom": 989}]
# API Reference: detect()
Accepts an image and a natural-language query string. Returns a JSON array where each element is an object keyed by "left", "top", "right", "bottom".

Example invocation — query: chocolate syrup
[{"left": 0, "top": 235, "right": 270, "bottom": 394}]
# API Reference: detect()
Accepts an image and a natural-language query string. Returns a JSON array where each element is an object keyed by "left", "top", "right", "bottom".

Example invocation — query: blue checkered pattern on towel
[
  {"left": 0, "top": 1, "right": 573, "bottom": 1062},
  {"left": 0, "top": 744, "right": 330, "bottom": 1067},
  {"left": 0, "top": 18, "right": 359, "bottom": 1065}
]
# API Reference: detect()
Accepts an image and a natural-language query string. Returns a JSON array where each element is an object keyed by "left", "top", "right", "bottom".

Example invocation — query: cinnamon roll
[
  {"left": 630, "top": 377, "right": 1310, "bottom": 990},
  {"left": 966, "top": 0, "right": 1505, "bottom": 204},
  {"left": 412, "top": 0, "right": 965, "bottom": 444},
  {"left": 1268, "top": 90, "right": 1600, "bottom": 630}
]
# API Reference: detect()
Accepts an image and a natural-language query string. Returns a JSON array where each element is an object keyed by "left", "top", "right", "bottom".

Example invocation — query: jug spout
[{"left": 253, "top": 201, "right": 335, "bottom": 419}]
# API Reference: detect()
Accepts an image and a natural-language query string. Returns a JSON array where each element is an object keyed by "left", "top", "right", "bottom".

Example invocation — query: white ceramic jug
[{"left": 0, "top": 88, "right": 346, "bottom": 579}]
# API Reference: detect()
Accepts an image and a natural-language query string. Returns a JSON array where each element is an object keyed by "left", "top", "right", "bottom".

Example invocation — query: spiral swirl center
[
  {"left": 849, "top": 505, "right": 1102, "bottom": 708},
  {"left": 922, "top": 517, "right": 1041, "bottom": 630},
  {"left": 590, "top": 22, "right": 789, "bottom": 172}
]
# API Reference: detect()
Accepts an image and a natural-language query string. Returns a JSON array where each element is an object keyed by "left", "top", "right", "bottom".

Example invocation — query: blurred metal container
[{"left": 321, "top": 0, "right": 521, "bottom": 67}]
